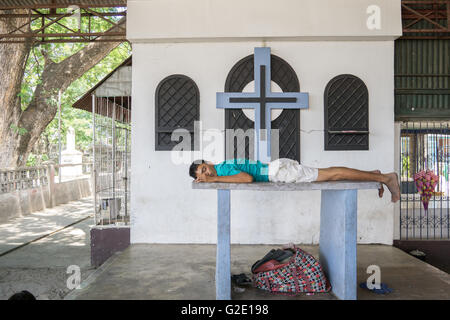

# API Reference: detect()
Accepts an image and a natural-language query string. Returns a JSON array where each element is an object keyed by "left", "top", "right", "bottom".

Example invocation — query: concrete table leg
[
  {"left": 216, "top": 189, "right": 231, "bottom": 300},
  {"left": 319, "top": 189, "right": 357, "bottom": 300}
]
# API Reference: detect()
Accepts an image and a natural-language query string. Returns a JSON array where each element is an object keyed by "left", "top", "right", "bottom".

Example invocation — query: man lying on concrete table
[{"left": 189, "top": 158, "right": 400, "bottom": 203}]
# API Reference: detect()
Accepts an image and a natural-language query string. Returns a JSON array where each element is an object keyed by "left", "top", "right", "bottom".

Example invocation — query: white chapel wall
[
  {"left": 129, "top": 41, "right": 396, "bottom": 245},
  {"left": 127, "top": 0, "right": 401, "bottom": 245}
]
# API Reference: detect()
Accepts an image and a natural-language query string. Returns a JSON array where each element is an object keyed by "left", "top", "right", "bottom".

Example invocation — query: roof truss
[
  {"left": 0, "top": 1, "right": 127, "bottom": 43},
  {"left": 401, "top": 0, "right": 450, "bottom": 39}
]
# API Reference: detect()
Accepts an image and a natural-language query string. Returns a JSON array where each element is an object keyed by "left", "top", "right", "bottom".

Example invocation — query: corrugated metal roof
[
  {"left": 0, "top": 0, "right": 126, "bottom": 9},
  {"left": 395, "top": 38, "right": 450, "bottom": 120},
  {"left": 73, "top": 56, "right": 131, "bottom": 114},
  {"left": 396, "top": 2, "right": 449, "bottom": 120}
]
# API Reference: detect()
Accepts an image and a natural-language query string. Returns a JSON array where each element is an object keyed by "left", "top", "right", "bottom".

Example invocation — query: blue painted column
[
  {"left": 216, "top": 189, "right": 231, "bottom": 300},
  {"left": 319, "top": 189, "right": 357, "bottom": 300}
]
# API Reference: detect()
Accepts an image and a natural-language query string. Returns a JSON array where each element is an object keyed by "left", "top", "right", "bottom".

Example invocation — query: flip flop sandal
[
  {"left": 251, "top": 249, "right": 283, "bottom": 273},
  {"left": 251, "top": 249, "right": 294, "bottom": 273},
  {"left": 231, "top": 273, "right": 252, "bottom": 286},
  {"left": 274, "top": 249, "right": 294, "bottom": 262},
  {"left": 359, "top": 282, "right": 393, "bottom": 294},
  {"left": 251, "top": 249, "right": 277, "bottom": 273},
  {"left": 252, "top": 259, "right": 284, "bottom": 273}
]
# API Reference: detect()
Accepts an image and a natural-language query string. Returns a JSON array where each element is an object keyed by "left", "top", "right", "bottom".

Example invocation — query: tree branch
[{"left": 13, "top": 17, "right": 127, "bottom": 166}]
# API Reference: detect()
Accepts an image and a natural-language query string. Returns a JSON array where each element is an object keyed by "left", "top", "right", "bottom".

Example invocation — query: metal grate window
[
  {"left": 324, "top": 74, "right": 369, "bottom": 151},
  {"left": 155, "top": 74, "right": 200, "bottom": 151},
  {"left": 399, "top": 121, "right": 450, "bottom": 240}
]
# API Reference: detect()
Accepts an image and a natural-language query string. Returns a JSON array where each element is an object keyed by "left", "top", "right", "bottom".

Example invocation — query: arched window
[
  {"left": 324, "top": 74, "right": 369, "bottom": 150},
  {"left": 155, "top": 74, "right": 200, "bottom": 151},
  {"left": 224, "top": 54, "right": 301, "bottom": 161}
]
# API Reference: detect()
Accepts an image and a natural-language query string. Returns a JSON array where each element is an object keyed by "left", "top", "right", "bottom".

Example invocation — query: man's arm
[{"left": 196, "top": 172, "right": 254, "bottom": 183}]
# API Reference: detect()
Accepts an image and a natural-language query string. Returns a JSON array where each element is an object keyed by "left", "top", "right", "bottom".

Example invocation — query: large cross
[{"left": 216, "top": 47, "right": 309, "bottom": 162}]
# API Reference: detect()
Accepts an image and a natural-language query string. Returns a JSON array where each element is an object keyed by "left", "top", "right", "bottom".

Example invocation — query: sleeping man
[{"left": 189, "top": 158, "right": 400, "bottom": 202}]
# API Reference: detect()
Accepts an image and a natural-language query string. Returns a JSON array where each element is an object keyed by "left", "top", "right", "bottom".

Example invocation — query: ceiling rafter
[
  {"left": 401, "top": 0, "right": 450, "bottom": 39},
  {"left": 0, "top": 1, "right": 127, "bottom": 43},
  {"left": 0, "top": 1, "right": 126, "bottom": 10}
]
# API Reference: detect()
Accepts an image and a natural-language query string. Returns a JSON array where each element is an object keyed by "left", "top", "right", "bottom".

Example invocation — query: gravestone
[{"left": 60, "top": 127, "right": 83, "bottom": 179}]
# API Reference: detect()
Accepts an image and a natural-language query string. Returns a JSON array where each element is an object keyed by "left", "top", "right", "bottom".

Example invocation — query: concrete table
[{"left": 192, "top": 180, "right": 381, "bottom": 300}]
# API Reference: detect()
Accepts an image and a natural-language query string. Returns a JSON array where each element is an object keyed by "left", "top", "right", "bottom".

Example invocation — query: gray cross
[{"left": 216, "top": 47, "right": 309, "bottom": 162}]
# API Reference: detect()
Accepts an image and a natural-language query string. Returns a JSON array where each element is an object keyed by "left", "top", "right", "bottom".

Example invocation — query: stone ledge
[{"left": 192, "top": 180, "right": 381, "bottom": 191}]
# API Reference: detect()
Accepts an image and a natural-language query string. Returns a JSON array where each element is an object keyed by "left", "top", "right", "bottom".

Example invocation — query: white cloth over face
[{"left": 268, "top": 158, "right": 318, "bottom": 183}]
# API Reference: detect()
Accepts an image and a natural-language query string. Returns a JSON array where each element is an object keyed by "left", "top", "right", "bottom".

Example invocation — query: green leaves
[
  {"left": 21, "top": 6, "right": 131, "bottom": 166},
  {"left": 38, "top": 42, "right": 131, "bottom": 163},
  {"left": 10, "top": 124, "right": 28, "bottom": 136}
]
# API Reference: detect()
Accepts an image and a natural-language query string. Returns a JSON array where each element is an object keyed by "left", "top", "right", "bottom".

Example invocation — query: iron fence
[
  {"left": 0, "top": 166, "right": 48, "bottom": 194},
  {"left": 399, "top": 120, "right": 450, "bottom": 239},
  {"left": 92, "top": 95, "right": 131, "bottom": 226},
  {"left": 0, "top": 162, "right": 93, "bottom": 194}
]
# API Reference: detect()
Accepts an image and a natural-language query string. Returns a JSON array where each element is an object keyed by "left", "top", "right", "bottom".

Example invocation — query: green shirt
[{"left": 214, "top": 158, "right": 269, "bottom": 182}]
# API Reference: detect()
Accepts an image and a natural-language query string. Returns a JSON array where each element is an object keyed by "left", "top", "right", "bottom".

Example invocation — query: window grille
[
  {"left": 324, "top": 74, "right": 369, "bottom": 151},
  {"left": 155, "top": 74, "right": 200, "bottom": 151}
]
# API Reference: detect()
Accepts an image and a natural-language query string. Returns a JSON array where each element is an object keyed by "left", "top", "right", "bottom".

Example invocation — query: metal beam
[
  {"left": 0, "top": 6, "right": 127, "bottom": 43},
  {"left": 0, "top": 3, "right": 126, "bottom": 10},
  {"left": 0, "top": 31, "right": 124, "bottom": 38},
  {"left": 0, "top": 12, "right": 126, "bottom": 18},
  {"left": 0, "top": 39, "right": 126, "bottom": 43},
  {"left": 402, "top": 3, "right": 448, "bottom": 31},
  {"left": 400, "top": 0, "right": 450, "bottom": 39}
]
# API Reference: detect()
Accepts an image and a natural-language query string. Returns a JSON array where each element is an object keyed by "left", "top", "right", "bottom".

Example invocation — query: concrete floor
[
  {"left": 0, "top": 197, "right": 93, "bottom": 255},
  {"left": 67, "top": 244, "right": 450, "bottom": 300},
  {"left": 0, "top": 197, "right": 94, "bottom": 300}
]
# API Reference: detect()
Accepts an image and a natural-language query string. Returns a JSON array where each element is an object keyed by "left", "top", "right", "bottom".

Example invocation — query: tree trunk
[
  {"left": 0, "top": 9, "right": 32, "bottom": 168},
  {"left": 0, "top": 13, "right": 125, "bottom": 168}
]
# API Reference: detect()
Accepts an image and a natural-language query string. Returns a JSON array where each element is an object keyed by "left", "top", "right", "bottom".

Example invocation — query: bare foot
[
  {"left": 371, "top": 170, "right": 384, "bottom": 198},
  {"left": 385, "top": 172, "right": 400, "bottom": 203}
]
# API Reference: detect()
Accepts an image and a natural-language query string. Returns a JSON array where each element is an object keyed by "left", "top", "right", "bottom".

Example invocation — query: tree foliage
[
  {"left": 0, "top": 7, "right": 130, "bottom": 167},
  {"left": 27, "top": 42, "right": 131, "bottom": 166}
]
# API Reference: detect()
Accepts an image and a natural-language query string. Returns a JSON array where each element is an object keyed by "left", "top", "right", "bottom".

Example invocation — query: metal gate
[
  {"left": 92, "top": 95, "right": 131, "bottom": 225},
  {"left": 399, "top": 121, "right": 450, "bottom": 239}
]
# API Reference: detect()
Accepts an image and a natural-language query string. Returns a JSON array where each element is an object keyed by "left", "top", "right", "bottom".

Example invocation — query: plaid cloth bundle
[{"left": 252, "top": 246, "right": 331, "bottom": 294}]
